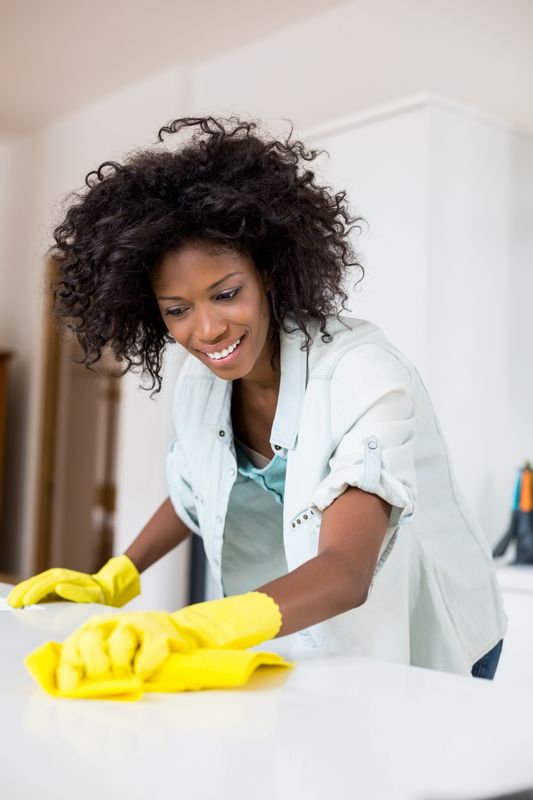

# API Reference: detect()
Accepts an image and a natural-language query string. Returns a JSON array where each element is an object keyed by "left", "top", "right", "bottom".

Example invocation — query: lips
[
  {"left": 199, "top": 334, "right": 246, "bottom": 365},
  {"left": 199, "top": 336, "right": 242, "bottom": 356}
]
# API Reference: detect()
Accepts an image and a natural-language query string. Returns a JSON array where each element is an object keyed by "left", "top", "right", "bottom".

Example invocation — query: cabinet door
[{"left": 494, "top": 589, "right": 533, "bottom": 687}]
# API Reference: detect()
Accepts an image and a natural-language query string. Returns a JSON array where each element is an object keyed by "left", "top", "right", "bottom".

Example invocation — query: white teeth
[{"left": 206, "top": 338, "right": 241, "bottom": 360}]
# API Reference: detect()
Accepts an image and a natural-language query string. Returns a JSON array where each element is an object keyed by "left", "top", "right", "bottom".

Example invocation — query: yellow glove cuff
[
  {"left": 93, "top": 555, "right": 141, "bottom": 608},
  {"left": 171, "top": 591, "right": 283, "bottom": 650}
]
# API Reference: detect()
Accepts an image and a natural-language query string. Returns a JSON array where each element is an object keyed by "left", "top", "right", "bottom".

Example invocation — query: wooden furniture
[{"left": 0, "top": 352, "right": 12, "bottom": 545}]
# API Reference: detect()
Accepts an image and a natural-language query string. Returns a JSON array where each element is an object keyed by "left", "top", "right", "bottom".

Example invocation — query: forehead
[{"left": 154, "top": 243, "right": 256, "bottom": 289}]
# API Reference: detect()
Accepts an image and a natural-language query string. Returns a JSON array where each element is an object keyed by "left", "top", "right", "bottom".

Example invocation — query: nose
[{"left": 194, "top": 304, "right": 228, "bottom": 343}]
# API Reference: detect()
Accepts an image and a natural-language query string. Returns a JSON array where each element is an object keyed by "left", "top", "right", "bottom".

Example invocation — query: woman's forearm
[
  {"left": 257, "top": 549, "right": 366, "bottom": 637},
  {"left": 124, "top": 497, "right": 191, "bottom": 573},
  {"left": 257, "top": 487, "right": 392, "bottom": 637}
]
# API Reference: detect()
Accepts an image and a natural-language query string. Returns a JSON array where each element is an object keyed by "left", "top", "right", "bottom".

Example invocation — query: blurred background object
[
  {"left": 0, "top": 350, "right": 13, "bottom": 582},
  {"left": 33, "top": 258, "right": 122, "bottom": 577},
  {"left": 0, "top": 0, "right": 532, "bottom": 613},
  {"left": 493, "top": 463, "right": 533, "bottom": 564}
]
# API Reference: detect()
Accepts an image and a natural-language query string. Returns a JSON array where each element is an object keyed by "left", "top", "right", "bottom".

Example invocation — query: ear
[{"left": 263, "top": 275, "right": 274, "bottom": 293}]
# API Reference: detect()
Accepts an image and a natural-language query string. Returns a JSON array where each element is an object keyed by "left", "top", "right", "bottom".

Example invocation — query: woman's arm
[
  {"left": 124, "top": 497, "right": 191, "bottom": 573},
  {"left": 49, "top": 488, "right": 391, "bottom": 691},
  {"left": 257, "top": 487, "right": 392, "bottom": 636}
]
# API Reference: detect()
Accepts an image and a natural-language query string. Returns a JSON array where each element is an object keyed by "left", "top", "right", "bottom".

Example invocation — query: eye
[
  {"left": 164, "top": 307, "right": 186, "bottom": 318},
  {"left": 218, "top": 287, "right": 241, "bottom": 302},
  {"left": 163, "top": 287, "right": 241, "bottom": 318}
]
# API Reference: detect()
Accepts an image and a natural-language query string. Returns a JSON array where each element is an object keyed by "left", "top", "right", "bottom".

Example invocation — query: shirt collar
[{"left": 270, "top": 320, "right": 308, "bottom": 451}]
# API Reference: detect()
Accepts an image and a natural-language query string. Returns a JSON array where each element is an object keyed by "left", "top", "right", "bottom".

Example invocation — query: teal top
[
  {"left": 221, "top": 438, "right": 288, "bottom": 596},
  {"left": 234, "top": 439, "right": 286, "bottom": 504}
]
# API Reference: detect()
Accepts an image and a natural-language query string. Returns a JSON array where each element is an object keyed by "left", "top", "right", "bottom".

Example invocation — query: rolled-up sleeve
[
  {"left": 310, "top": 344, "right": 417, "bottom": 529},
  {"left": 166, "top": 436, "right": 201, "bottom": 536}
]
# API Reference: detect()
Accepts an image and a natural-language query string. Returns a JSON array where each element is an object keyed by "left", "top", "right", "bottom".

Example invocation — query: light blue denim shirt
[{"left": 166, "top": 313, "right": 507, "bottom": 674}]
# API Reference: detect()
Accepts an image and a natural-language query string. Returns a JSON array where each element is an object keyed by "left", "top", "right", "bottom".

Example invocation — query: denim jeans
[{"left": 471, "top": 638, "right": 503, "bottom": 679}]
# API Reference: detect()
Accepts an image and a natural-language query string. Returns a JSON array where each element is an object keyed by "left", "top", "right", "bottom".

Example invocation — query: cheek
[
  {"left": 161, "top": 314, "right": 175, "bottom": 333},
  {"left": 162, "top": 317, "right": 186, "bottom": 344},
  {"left": 246, "top": 287, "right": 269, "bottom": 323}
]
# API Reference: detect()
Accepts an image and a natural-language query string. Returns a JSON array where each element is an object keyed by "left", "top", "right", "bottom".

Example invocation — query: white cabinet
[{"left": 494, "top": 564, "right": 533, "bottom": 687}]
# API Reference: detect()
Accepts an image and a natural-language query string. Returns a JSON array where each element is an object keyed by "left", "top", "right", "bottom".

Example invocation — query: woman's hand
[
  {"left": 7, "top": 555, "right": 140, "bottom": 608},
  {"left": 54, "top": 592, "right": 283, "bottom": 692},
  {"left": 57, "top": 611, "right": 197, "bottom": 691},
  {"left": 23, "top": 597, "right": 290, "bottom": 700}
]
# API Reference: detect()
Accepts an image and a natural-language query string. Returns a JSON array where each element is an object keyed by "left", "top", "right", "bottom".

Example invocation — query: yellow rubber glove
[
  {"left": 24, "top": 591, "right": 285, "bottom": 699},
  {"left": 25, "top": 641, "right": 291, "bottom": 701},
  {"left": 171, "top": 591, "right": 283, "bottom": 650},
  {"left": 7, "top": 555, "right": 140, "bottom": 609}
]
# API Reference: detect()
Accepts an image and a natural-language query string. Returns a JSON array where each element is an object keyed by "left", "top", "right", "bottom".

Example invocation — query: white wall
[
  {"left": 426, "top": 104, "right": 533, "bottom": 545},
  {"left": 113, "top": 347, "right": 191, "bottom": 612},
  {"left": 192, "top": 0, "right": 533, "bottom": 134},
  {"left": 307, "top": 102, "right": 431, "bottom": 371}
]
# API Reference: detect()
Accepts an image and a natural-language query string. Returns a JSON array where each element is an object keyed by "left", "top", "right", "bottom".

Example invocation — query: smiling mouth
[{"left": 201, "top": 334, "right": 246, "bottom": 364}]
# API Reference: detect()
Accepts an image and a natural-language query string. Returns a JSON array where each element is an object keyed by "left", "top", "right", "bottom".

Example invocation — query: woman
[{"left": 9, "top": 116, "right": 506, "bottom": 690}]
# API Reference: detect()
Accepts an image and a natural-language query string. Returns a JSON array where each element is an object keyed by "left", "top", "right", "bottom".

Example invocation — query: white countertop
[{"left": 2, "top": 581, "right": 533, "bottom": 800}]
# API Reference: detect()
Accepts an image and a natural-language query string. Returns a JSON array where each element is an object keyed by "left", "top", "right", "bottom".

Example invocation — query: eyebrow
[{"left": 157, "top": 271, "right": 244, "bottom": 301}]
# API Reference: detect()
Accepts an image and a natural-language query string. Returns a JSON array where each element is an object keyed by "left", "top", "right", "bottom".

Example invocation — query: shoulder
[
  {"left": 307, "top": 318, "right": 418, "bottom": 441},
  {"left": 306, "top": 313, "right": 414, "bottom": 386}
]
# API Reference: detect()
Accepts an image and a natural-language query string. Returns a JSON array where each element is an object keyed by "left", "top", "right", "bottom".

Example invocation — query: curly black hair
[{"left": 51, "top": 115, "right": 365, "bottom": 392}]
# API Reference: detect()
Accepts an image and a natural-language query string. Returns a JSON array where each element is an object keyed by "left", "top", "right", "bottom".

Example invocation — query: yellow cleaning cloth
[{"left": 25, "top": 641, "right": 292, "bottom": 701}]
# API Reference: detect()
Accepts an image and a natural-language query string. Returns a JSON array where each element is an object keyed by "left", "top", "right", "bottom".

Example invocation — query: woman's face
[{"left": 152, "top": 242, "right": 277, "bottom": 385}]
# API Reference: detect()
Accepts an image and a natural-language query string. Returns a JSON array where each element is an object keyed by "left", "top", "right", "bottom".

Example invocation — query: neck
[
  {"left": 237, "top": 332, "right": 280, "bottom": 396},
  {"left": 235, "top": 365, "right": 280, "bottom": 398}
]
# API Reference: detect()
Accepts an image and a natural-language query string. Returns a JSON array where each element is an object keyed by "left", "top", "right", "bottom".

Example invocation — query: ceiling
[{"left": 0, "top": 0, "right": 349, "bottom": 136}]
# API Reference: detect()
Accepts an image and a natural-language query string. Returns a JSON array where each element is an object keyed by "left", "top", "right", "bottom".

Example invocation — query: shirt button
[
  {"left": 216, "top": 515, "right": 223, "bottom": 524},
  {"left": 274, "top": 444, "right": 281, "bottom": 450},
  {"left": 368, "top": 438, "right": 377, "bottom": 449},
  {"left": 228, "top": 469, "right": 235, "bottom": 477},
  {"left": 214, "top": 557, "right": 220, "bottom": 567},
  {"left": 218, "top": 430, "right": 226, "bottom": 438}
]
